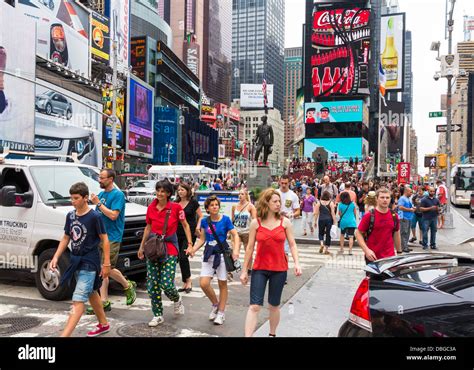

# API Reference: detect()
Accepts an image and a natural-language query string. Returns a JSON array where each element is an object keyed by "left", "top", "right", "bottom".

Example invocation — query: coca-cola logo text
[{"left": 313, "top": 9, "right": 370, "bottom": 29}]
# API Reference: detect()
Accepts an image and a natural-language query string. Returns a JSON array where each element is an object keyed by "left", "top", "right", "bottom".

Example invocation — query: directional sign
[
  {"left": 436, "top": 124, "right": 462, "bottom": 133},
  {"left": 424, "top": 155, "right": 437, "bottom": 168},
  {"left": 429, "top": 111, "right": 446, "bottom": 118}
]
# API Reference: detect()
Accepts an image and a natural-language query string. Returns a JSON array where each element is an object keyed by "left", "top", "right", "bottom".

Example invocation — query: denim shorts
[
  {"left": 72, "top": 270, "right": 97, "bottom": 302},
  {"left": 250, "top": 270, "right": 287, "bottom": 307}
]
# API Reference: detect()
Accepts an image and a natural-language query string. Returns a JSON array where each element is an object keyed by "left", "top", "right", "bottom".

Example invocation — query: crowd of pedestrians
[{"left": 50, "top": 165, "right": 449, "bottom": 338}]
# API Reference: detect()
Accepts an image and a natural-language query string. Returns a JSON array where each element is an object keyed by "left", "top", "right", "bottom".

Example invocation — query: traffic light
[
  {"left": 438, "top": 154, "right": 448, "bottom": 168},
  {"left": 424, "top": 155, "right": 437, "bottom": 168}
]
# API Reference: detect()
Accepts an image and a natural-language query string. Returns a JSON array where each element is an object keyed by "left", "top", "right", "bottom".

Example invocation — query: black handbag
[
  {"left": 144, "top": 210, "right": 171, "bottom": 262},
  {"left": 207, "top": 217, "right": 236, "bottom": 272}
]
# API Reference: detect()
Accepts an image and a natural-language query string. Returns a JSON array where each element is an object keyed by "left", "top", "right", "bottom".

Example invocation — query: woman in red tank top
[{"left": 240, "top": 189, "right": 302, "bottom": 337}]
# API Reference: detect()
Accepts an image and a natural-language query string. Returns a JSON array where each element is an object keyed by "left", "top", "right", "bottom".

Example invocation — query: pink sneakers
[{"left": 87, "top": 323, "right": 110, "bottom": 337}]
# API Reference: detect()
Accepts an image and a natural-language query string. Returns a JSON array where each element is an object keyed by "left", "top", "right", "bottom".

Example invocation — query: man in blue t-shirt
[
  {"left": 398, "top": 187, "right": 415, "bottom": 253},
  {"left": 420, "top": 187, "right": 440, "bottom": 250},
  {"left": 88, "top": 169, "right": 136, "bottom": 314}
]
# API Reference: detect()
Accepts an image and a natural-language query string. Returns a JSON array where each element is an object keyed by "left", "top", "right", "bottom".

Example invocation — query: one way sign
[{"left": 436, "top": 124, "right": 462, "bottom": 133}]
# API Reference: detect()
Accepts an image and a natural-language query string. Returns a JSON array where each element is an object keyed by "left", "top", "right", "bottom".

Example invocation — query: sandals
[{"left": 319, "top": 246, "right": 324, "bottom": 254}]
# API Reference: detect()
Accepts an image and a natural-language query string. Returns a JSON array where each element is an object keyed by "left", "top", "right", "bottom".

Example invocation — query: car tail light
[{"left": 349, "top": 277, "right": 372, "bottom": 332}]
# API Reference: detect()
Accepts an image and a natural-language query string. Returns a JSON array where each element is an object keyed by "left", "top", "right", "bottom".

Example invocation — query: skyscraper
[
  {"left": 165, "top": 0, "right": 232, "bottom": 104},
  {"left": 284, "top": 47, "right": 303, "bottom": 158},
  {"left": 232, "top": 0, "right": 285, "bottom": 112}
]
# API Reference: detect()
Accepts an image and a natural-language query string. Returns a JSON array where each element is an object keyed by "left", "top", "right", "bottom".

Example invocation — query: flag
[
  {"left": 262, "top": 77, "right": 268, "bottom": 108},
  {"left": 379, "top": 61, "right": 386, "bottom": 97},
  {"left": 379, "top": 60, "right": 387, "bottom": 107}
]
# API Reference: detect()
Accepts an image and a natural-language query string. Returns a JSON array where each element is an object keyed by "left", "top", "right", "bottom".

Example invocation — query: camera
[{"left": 433, "top": 73, "right": 441, "bottom": 81}]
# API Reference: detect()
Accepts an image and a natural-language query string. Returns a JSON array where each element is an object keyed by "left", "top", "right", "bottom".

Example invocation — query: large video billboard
[
  {"left": 307, "top": 6, "right": 371, "bottom": 98},
  {"left": 131, "top": 37, "right": 147, "bottom": 82},
  {"left": 293, "top": 88, "right": 306, "bottom": 143},
  {"left": 184, "top": 115, "right": 219, "bottom": 169},
  {"left": 154, "top": 107, "right": 178, "bottom": 164},
  {"left": 0, "top": 2, "right": 36, "bottom": 152},
  {"left": 305, "top": 100, "right": 364, "bottom": 124},
  {"left": 381, "top": 13, "right": 405, "bottom": 92},
  {"left": 378, "top": 101, "right": 406, "bottom": 174},
  {"left": 17, "top": 0, "right": 91, "bottom": 79},
  {"left": 240, "top": 84, "right": 274, "bottom": 109},
  {"left": 305, "top": 138, "right": 364, "bottom": 162},
  {"left": 35, "top": 79, "right": 103, "bottom": 167},
  {"left": 127, "top": 75, "right": 154, "bottom": 159},
  {"left": 107, "top": 0, "right": 131, "bottom": 75}
]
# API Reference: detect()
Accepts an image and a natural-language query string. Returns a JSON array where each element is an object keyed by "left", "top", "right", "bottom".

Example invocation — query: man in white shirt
[{"left": 278, "top": 175, "right": 300, "bottom": 255}]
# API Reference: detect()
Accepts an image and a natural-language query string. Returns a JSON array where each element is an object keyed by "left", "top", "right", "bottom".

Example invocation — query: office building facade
[
  {"left": 232, "top": 0, "right": 285, "bottom": 112},
  {"left": 284, "top": 47, "right": 303, "bottom": 159}
]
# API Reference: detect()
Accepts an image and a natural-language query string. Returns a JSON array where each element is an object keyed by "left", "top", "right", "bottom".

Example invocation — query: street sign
[
  {"left": 429, "top": 111, "right": 445, "bottom": 118},
  {"left": 101, "top": 97, "right": 111, "bottom": 102},
  {"left": 436, "top": 124, "right": 462, "bottom": 133}
]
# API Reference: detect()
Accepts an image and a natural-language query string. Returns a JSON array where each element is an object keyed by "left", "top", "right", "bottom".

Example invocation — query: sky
[{"left": 285, "top": 0, "right": 473, "bottom": 175}]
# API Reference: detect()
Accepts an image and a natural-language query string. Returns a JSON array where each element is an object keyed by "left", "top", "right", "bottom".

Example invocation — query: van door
[{"left": 0, "top": 167, "right": 36, "bottom": 269}]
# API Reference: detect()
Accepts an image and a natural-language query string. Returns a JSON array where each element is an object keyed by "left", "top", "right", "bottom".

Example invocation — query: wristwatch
[{"left": 97, "top": 202, "right": 103, "bottom": 208}]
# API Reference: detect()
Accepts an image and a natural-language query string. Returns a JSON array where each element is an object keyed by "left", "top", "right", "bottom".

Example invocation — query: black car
[{"left": 338, "top": 253, "right": 474, "bottom": 337}]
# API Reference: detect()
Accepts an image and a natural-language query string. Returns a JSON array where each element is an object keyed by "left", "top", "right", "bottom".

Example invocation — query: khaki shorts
[{"left": 100, "top": 241, "right": 121, "bottom": 268}]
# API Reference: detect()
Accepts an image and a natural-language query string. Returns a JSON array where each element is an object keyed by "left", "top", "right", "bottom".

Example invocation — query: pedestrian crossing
[{"left": 0, "top": 242, "right": 365, "bottom": 337}]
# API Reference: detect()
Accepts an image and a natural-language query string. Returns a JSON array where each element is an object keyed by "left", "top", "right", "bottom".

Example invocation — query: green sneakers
[
  {"left": 86, "top": 300, "right": 111, "bottom": 315},
  {"left": 124, "top": 280, "right": 137, "bottom": 306}
]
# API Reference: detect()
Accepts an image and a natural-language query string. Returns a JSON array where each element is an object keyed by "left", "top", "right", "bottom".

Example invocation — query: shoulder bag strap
[
  {"left": 207, "top": 217, "right": 226, "bottom": 252},
  {"left": 234, "top": 203, "right": 249, "bottom": 224},
  {"left": 339, "top": 203, "right": 350, "bottom": 221},
  {"left": 367, "top": 209, "right": 376, "bottom": 239},
  {"left": 161, "top": 210, "right": 172, "bottom": 237}
]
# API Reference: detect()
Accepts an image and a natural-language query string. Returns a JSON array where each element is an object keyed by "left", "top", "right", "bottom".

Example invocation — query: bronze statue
[{"left": 253, "top": 115, "right": 274, "bottom": 165}]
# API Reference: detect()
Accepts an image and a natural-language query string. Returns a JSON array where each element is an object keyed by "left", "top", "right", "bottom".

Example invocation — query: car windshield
[
  {"left": 43, "top": 91, "right": 55, "bottom": 97},
  {"left": 30, "top": 166, "right": 103, "bottom": 205},
  {"left": 135, "top": 181, "right": 155, "bottom": 188}
]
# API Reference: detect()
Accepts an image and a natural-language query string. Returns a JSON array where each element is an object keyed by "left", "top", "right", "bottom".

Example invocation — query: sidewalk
[{"left": 254, "top": 265, "right": 365, "bottom": 337}]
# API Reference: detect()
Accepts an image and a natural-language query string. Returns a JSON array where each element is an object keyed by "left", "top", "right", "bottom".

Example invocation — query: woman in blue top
[
  {"left": 337, "top": 191, "right": 357, "bottom": 255},
  {"left": 188, "top": 196, "right": 240, "bottom": 326}
]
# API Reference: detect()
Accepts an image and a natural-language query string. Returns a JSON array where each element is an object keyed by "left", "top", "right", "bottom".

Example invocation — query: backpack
[{"left": 365, "top": 209, "right": 399, "bottom": 241}]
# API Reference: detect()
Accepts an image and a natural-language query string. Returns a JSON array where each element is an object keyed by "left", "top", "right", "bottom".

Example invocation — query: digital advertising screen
[
  {"left": 304, "top": 138, "right": 363, "bottom": 162},
  {"left": 306, "top": 6, "right": 371, "bottom": 99},
  {"left": 154, "top": 106, "right": 178, "bottom": 164},
  {"left": 305, "top": 100, "right": 364, "bottom": 124},
  {"left": 127, "top": 75, "right": 154, "bottom": 159}
]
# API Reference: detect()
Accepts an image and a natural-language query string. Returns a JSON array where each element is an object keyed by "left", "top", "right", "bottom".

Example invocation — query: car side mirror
[
  {"left": 0, "top": 186, "right": 17, "bottom": 207},
  {"left": 0, "top": 186, "right": 33, "bottom": 208}
]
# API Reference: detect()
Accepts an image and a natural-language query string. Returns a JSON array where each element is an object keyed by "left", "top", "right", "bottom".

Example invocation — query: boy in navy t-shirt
[{"left": 50, "top": 182, "right": 111, "bottom": 337}]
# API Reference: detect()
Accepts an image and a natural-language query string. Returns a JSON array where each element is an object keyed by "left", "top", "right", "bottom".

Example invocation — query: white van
[{"left": 0, "top": 159, "right": 147, "bottom": 301}]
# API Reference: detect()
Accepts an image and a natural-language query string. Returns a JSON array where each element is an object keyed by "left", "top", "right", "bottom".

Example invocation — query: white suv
[{"left": 0, "top": 159, "right": 147, "bottom": 301}]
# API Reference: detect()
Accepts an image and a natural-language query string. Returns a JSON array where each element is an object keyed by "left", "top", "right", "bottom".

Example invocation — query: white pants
[{"left": 302, "top": 211, "right": 314, "bottom": 231}]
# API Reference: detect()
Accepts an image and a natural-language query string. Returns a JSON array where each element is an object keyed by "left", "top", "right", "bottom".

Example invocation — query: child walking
[{"left": 50, "top": 182, "right": 111, "bottom": 337}]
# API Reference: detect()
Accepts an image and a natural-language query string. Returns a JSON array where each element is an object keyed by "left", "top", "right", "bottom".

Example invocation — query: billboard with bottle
[
  {"left": 380, "top": 13, "right": 405, "bottom": 91},
  {"left": 308, "top": 6, "right": 371, "bottom": 98}
]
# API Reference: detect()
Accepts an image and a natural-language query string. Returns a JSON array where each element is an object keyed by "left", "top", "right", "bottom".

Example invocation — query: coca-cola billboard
[{"left": 309, "top": 7, "right": 371, "bottom": 98}]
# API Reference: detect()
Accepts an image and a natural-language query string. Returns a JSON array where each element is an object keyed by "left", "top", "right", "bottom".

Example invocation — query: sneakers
[
  {"left": 409, "top": 237, "right": 417, "bottom": 243},
  {"left": 227, "top": 272, "right": 234, "bottom": 282},
  {"left": 431, "top": 246, "right": 439, "bottom": 250},
  {"left": 86, "top": 300, "right": 111, "bottom": 315},
  {"left": 148, "top": 316, "right": 164, "bottom": 327},
  {"left": 87, "top": 323, "right": 110, "bottom": 337},
  {"left": 174, "top": 299, "right": 185, "bottom": 315},
  {"left": 124, "top": 280, "right": 137, "bottom": 306},
  {"left": 214, "top": 312, "right": 225, "bottom": 325},
  {"left": 209, "top": 305, "right": 219, "bottom": 321}
]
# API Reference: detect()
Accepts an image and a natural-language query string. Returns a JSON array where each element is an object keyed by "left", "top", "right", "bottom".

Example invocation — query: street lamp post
[{"left": 445, "top": 0, "right": 455, "bottom": 229}]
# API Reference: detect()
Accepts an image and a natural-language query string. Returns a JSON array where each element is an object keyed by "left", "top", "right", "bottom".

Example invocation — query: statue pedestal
[{"left": 247, "top": 166, "right": 272, "bottom": 190}]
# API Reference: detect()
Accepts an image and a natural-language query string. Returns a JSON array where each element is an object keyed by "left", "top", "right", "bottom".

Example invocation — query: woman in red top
[
  {"left": 240, "top": 189, "right": 302, "bottom": 337},
  {"left": 138, "top": 181, "right": 193, "bottom": 327}
]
